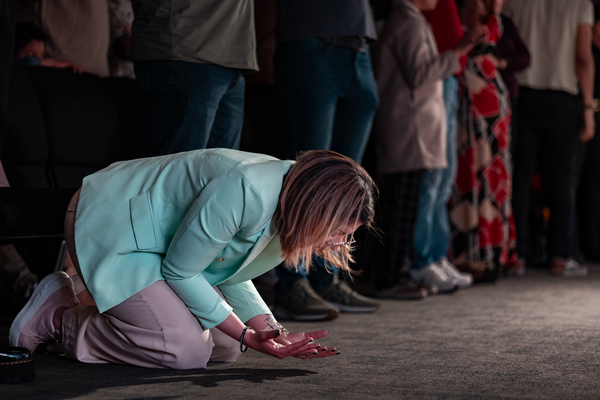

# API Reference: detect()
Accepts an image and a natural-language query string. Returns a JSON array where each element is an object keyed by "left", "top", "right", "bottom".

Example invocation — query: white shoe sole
[
  {"left": 563, "top": 268, "right": 588, "bottom": 277},
  {"left": 9, "top": 272, "right": 73, "bottom": 347}
]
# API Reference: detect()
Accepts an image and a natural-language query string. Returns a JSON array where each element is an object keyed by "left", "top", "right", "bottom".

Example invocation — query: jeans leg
[
  {"left": 275, "top": 262, "right": 309, "bottom": 296},
  {"left": 430, "top": 76, "right": 459, "bottom": 262},
  {"left": 275, "top": 38, "right": 348, "bottom": 157},
  {"left": 207, "top": 73, "right": 245, "bottom": 149},
  {"left": 274, "top": 39, "right": 357, "bottom": 292},
  {"left": 413, "top": 168, "right": 444, "bottom": 269},
  {"left": 330, "top": 50, "right": 378, "bottom": 164},
  {"left": 307, "top": 256, "right": 337, "bottom": 294},
  {"left": 134, "top": 61, "right": 238, "bottom": 156}
]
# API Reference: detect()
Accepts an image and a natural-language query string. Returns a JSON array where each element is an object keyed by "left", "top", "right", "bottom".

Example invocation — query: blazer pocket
[{"left": 130, "top": 192, "right": 157, "bottom": 250}]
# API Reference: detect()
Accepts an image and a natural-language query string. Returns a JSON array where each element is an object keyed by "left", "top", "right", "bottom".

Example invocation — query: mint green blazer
[{"left": 74, "top": 149, "right": 293, "bottom": 329}]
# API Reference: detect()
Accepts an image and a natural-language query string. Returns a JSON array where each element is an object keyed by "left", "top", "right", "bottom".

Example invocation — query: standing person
[
  {"left": 577, "top": 6, "right": 600, "bottom": 261},
  {"left": 491, "top": 10, "right": 530, "bottom": 162},
  {"left": 408, "top": 0, "right": 475, "bottom": 295},
  {"left": 131, "top": 0, "right": 255, "bottom": 156},
  {"left": 372, "top": 0, "right": 483, "bottom": 298},
  {"left": 504, "top": 0, "right": 595, "bottom": 277},
  {"left": 272, "top": 0, "right": 381, "bottom": 320},
  {"left": 10, "top": 149, "right": 377, "bottom": 368},
  {"left": 450, "top": 0, "right": 517, "bottom": 282}
]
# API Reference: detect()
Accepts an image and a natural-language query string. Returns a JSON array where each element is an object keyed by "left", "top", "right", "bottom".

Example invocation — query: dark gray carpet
[{"left": 3, "top": 265, "right": 600, "bottom": 399}]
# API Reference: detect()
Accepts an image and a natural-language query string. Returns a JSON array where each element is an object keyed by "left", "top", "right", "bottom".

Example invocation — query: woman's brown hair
[{"left": 275, "top": 150, "right": 377, "bottom": 274}]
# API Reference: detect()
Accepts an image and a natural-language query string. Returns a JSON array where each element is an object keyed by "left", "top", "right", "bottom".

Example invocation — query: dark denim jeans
[
  {"left": 512, "top": 87, "right": 581, "bottom": 259},
  {"left": 134, "top": 60, "right": 244, "bottom": 156},
  {"left": 274, "top": 38, "right": 378, "bottom": 162},
  {"left": 274, "top": 38, "right": 378, "bottom": 295}
]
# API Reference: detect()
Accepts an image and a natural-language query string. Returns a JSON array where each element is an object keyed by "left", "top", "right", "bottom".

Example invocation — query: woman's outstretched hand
[
  {"left": 274, "top": 330, "right": 339, "bottom": 360},
  {"left": 245, "top": 329, "right": 338, "bottom": 360}
]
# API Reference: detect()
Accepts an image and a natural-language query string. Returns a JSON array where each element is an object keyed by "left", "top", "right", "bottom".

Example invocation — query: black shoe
[
  {"left": 0, "top": 343, "right": 35, "bottom": 384},
  {"left": 273, "top": 279, "right": 340, "bottom": 321}
]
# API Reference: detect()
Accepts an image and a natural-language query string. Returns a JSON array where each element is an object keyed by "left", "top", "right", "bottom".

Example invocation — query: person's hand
[
  {"left": 580, "top": 111, "right": 595, "bottom": 142},
  {"left": 243, "top": 329, "right": 320, "bottom": 359},
  {"left": 487, "top": 55, "right": 507, "bottom": 69},
  {"left": 43, "top": 58, "right": 83, "bottom": 74},
  {"left": 454, "top": 25, "right": 487, "bottom": 58},
  {"left": 61, "top": 62, "right": 83, "bottom": 75},
  {"left": 273, "top": 330, "right": 339, "bottom": 360}
]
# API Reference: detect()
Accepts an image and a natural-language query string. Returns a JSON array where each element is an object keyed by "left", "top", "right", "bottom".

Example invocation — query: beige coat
[{"left": 373, "top": 0, "right": 461, "bottom": 174}]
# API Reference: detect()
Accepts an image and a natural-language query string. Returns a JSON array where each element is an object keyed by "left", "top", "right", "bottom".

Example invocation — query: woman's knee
[{"left": 162, "top": 328, "right": 213, "bottom": 369}]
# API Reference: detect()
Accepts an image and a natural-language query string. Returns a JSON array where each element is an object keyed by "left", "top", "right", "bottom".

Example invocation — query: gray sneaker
[
  {"left": 273, "top": 278, "right": 340, "bottom": 321},
  {"left": 319, "top": 275, "right": 380, "bottom": 313}
]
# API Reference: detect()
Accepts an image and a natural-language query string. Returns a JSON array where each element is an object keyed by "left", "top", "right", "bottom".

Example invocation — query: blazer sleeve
[
  {"left": 218, "top": 280, "right": 272, "bottom": 323},
  {"left": 161, "top": 175, "right": 260, "bottom": 329},
  {"left": 391, "top": 18, "right": 460, "bottom": 90}
]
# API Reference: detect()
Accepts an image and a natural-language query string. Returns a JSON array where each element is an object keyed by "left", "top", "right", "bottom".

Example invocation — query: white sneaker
[
  {"left": 437, "top": 257, "right": 473, "bottom": 289},
  {"left": 551, "top": 257, "right": 588, "bottom": 277},
  {"left": 410, "top": 263, "right": 458, "bottom": 293}
]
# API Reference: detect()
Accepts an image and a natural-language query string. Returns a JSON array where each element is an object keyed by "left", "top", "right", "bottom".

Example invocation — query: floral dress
[{"left": 449, "top": 13, "right": 517, "bottom": 281}]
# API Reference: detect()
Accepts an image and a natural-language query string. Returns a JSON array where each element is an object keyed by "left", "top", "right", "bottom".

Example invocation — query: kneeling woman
[{"left": 10, "top": 149, "right": 376, "bottom": 369}]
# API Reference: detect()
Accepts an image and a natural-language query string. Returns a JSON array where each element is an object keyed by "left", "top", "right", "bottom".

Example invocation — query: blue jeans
[
  {"left": 274, "top": 38, "right": 378, "bottom": 162},
  {"left": 412, "top": 76, "right": 459, "bottom": 269},
  {"left": 134, "top": 60, "right": 244, "bottom": 156},
  {"left": 274, "top": 38, "right": 378, "bottom": 295}
]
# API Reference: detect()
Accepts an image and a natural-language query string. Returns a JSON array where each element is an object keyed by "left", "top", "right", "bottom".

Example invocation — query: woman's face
[{"left": 315, "top": 221, "right": 362, "bottom": 252}]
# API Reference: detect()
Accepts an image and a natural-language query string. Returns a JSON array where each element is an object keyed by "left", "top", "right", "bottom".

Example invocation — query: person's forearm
[
  {"left": 576, "top": 58, "right": 595, "bottom": 105},
  {"left": 215, "top": 312, "right": 248, "bottom": 342},
  {"left": 576, "top": 24, "right": 595, "bottom": 106}
]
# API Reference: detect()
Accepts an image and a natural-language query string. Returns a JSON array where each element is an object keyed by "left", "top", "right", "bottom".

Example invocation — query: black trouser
[{"left": 512, "top": 87, "right": 581, "bottom": 259}]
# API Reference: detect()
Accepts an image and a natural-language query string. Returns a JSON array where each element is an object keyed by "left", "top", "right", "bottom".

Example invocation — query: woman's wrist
[
  {"left": 246, "top": 314, "right": 284, "bottom": 332},
  {"left": 240, "top": 326, "right": 255, "bottom": 352},
  {"left": 265, "top": 322, "right": 287, "bottom": 332},
  {"left": 583, "top": 98, "right": 599, "bottom": 113}
]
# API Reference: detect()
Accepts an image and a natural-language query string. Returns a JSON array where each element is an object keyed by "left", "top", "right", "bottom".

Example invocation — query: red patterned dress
[{"left": 449, "top": 13, "right": 517, "bottom": 281}]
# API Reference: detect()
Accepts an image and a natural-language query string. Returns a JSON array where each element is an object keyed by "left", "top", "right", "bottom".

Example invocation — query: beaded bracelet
[{"left": 240, "top": 326, "right": 250, "bottom": 353}]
